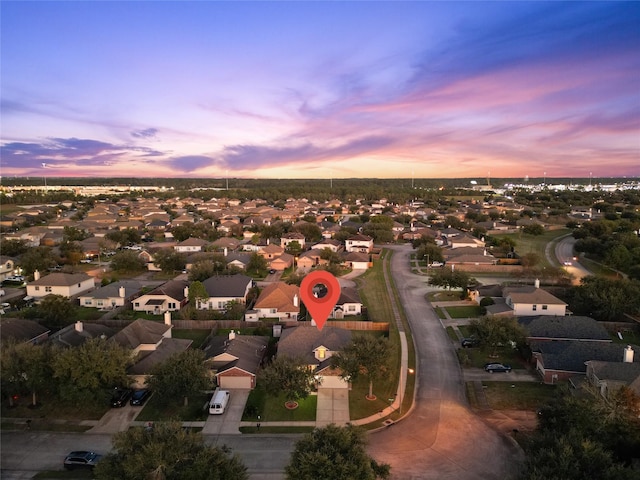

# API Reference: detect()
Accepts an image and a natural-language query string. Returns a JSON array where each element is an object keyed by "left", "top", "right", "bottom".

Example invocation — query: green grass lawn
[
  {"left": 134, "top": 393, "right": 210, "bottom": 422},
  {"left": 428, "top": 290, "right": 465, "bottom": 302},
  {"left": 481, "top": 381, "right": 559, "bottom": 410},
  {"left": 458, "top": 325, "right": 473, "bottom": 337},
  {"left": 242, "top": 386, "right": 317, "bottom": 422},
  {"left": 172, "top": 329, "right": 211, "bottom": 348},
  {"left": 444, "top": 305, "right": 481, "bottom": 318},
  {"left": 491, "top": 229, "right": 570, "bottom": 268},
  {"left": 445, "top": 326, "right": 459, "bottom": 342},
  {"left": 433, "top": 306, "right": 446, "bottom": 319},
  {"left": 1, "top": 394, "right": 108, "bottom": 421},
  {"left": 611, "top": 328, "right": 640, "bottom": 345},
  {"left": 457, "top": 346, "right": 529, "bottom": 369}
]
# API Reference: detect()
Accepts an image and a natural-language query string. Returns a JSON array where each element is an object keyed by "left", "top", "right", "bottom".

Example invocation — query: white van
[{"left": 208, "top": 390, "right": 230, "bottom": 415}]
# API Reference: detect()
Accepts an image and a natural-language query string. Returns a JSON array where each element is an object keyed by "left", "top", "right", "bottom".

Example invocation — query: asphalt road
[
  {"left": 367, "top": 244, "right": 524, "bottom": 480},
  {"left": 0, "top": 431, "right": 298, "bottom": 479},
  {"left": 554, "top": 235, "right": 591, "bottom": 284}
]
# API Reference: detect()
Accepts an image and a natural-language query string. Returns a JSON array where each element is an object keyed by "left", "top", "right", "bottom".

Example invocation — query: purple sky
[{"left": 1, "top": 1, "right": 639, "bottom": 179}]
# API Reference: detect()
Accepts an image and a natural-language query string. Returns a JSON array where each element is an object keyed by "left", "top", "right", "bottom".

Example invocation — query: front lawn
[
  {"left": 444, "top": 305, "right": 481, "bottom": 318},
  {"left": 428, "top": 290, "right": 464, "bottom": 302},
  {"left": 481, "top": 381, "right": 560, "bottom": 410},
  {"left": 457, "top": 346, "right": 529, "bottom": 370},
  {"left": 349, "top": 376, "right": 397, "bottom": 420},
  {"left": 134, "top": 393, "right": 210, "bottom": 422},
  {"left": 242, "top": 386, "right": 317, "bottom": 422},
  {"left": 172, "top": 329, "right": 211, "bottom": 348},
  {"left": 1, "top": 394, "right": 108, "bottom": 421}
]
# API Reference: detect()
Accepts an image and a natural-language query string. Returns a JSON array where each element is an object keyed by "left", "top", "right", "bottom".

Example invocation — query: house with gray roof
[
  {"left": 26, "top": 271, "right": 95, "bottom": 300},
  {"left": 333, "top": 287, "right": 363, "bottom": 319},
  {"left": 519, "top": 315, "right": 611, "bottom": 343},
  {"left": 0, "top": 318, "right": 50, "bottom": 344},
  {"left": 531, "top": 341, "right": 640, "bottom": 384},
  {"left": 50, "top": 321, "right": 115, "bottom": 347},
  {"left": 203, "top": 331, "right": 269, "bottom": 389},
  {"left": 78, "top": 280, "right": 142, "bottom": 310},
  {"left": 277, "top": 325, "right": 352, "bottom": 389},
  {"left": 585, "top": 345, "right": 640, "bottom": 397},
  {"left": 132, "top": 280, "right": 188, "bottom": 314},
  {"left": 197, "top": 274, "right": 253, "bottom": 311},
  {"left": 503, "top": 281, "right": 567, "bottom": 316}
]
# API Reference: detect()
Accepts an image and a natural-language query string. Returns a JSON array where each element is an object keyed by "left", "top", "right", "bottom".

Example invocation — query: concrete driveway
[
  {"left": 316, "top": 388, "right": 350, "bottom": 426},
  {"left": 202, "top": 389, "right": 250, "bottom": 435},
  {"left": 88, "top": 403, "right": 142, "bottom": 434}
]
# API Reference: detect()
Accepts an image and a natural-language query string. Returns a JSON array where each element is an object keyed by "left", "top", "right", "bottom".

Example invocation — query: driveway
[
  {"left": 367, "top": 245, "right": 523, "bottom": 480},
  {"left": 202, "top": 389, "right": 250, "bottom": 435},
  {"left": 87, "top": 403, "right": 142, "bottom": 434},
  {"left": 316, "top": 388, "right": 350, "bottom": 426}
]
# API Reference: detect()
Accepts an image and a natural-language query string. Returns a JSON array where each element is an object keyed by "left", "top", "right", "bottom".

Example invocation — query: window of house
[
  {"left": 532, "top": 305, "right": 537, "bottom": 311},
  {"left": 77, "top": 283, "right": 81, "bottom": 287},
  {"left": 134, "top": 302, "right": 139, "bottom": 307},
  {"left": 218, "top": 301, "right": 226, "bottom": 309},
  {"left": 35, "top": 286, "right": 40, "bottom": 291},
  {"left": 317, "top": 348, "right": 326, "bottom": 359},
  {"left": 84, "top": 299, "right": 92, "bottom": 305},
  {"left": 270, "top": 308, "right": 277, "bottom": 314},
  {"left": 45, "top": 286, "right": 52, "bottom": 293},
  {"left": 542, "top": 305, "right": 548, "bottom": 310},
  {"left": 97, "top": 300, "right": 103, "bottom": 306},
  {"left": 348, "top": 305, "right": 356, "bottom": 312},
  {"left": 168, "top": 302, "right": 176, "bottom": 309}
]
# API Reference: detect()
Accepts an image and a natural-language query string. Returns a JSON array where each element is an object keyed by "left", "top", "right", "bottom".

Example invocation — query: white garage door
[{"left": 219, "top": 376, "right": 252, "bottom": 389}]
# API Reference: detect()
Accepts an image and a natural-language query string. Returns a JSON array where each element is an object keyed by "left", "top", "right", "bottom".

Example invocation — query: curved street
[{"left": 367, "top": 245, "right": 524, "bottom": 480}]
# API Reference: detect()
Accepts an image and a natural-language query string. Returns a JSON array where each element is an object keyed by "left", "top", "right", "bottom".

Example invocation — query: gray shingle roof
[
  {"left": 111, "top": 319, "right": 171, "bottom": 349},
  {"left": 532, "top": 341, "right": 640, "bottom": 373},
  {"left": 278, "top": 326, "right": 352, "bottom": 365},
  {"left": 127, "top": 338, "right": 193, "bottom": 375},
  {"left": 519, "top": 315, "right": 611, "bottom": 341},
  {"left": 30, "top": 272, "right": 93, "bottom": 286},
  {"left": 202, "top": 274, "right": 252, "bottom": 297},
  {"left": 83, "top": 280, "right": 142, "bottom": 300}
]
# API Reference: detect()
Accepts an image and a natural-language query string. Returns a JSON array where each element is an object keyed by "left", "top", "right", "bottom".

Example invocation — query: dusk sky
[{"left": 1, "top": 1, "right": 639, "bottom": 180}]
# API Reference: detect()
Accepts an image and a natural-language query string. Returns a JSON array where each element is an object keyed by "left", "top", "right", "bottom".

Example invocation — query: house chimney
[
  {"left": 624, "top": 345, "right": 634, "bottom": 363},
  {"left": 34, "top": 269, "right": 41, "bottom": 281},
  {"left": 74, "top": 321, "right": 83, "bottom": 332},
  {"left": 164, "top": 311, "right": 172, "bottom": 326},
  {"left": 229, "top": 330, "right": 236, "bottom": 341},
  {"left": 184, "top": 286, "right": 189, "bottom": 298},
  {"left": 224, "top": 247, "right": 228, "bottom": 257},
  {"left": 534, "top": 278, "right": 540, "bottom": 289},
  {"left": 293, "top": 294, "right": 299, "bottom": 307},
  {"left": 267, "top": 238, "right": 270, "bottom": 245},
  {"left": 119, "top": 286, "right": 126, "bottom": 298}
]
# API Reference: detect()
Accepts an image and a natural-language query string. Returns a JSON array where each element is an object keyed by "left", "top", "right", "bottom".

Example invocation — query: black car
[
  {"left": 461, "top": 337, "right": 478, "bottom": 348},
  {"left": 110, "top": 388, "right": 132, "bottom": 407},
  {"left": 484, "top": 363, "right": 512, "bottom": 373},
  {"left": 130, "top": 389, "right": 151, "bottom": 406},
  {"left": 64, "top": 451, "right": 102, "bottom": 470}
]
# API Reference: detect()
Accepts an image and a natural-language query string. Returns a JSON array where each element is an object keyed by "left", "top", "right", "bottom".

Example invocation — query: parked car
[
  {"left": 130, "top": 389, "right": 151, "bottom": 406},
  {"left": 461, "top": 337, "right": 478, "bottom": 348},
  {"left": 429, "top": 261, "right": 444, "bottom": 267},
  {"left": 110, "top": 388, "right": 132, "bottom": 407},
  {"left": 484, "top": 363, "right": 512, "bottom": 373},
  {"left": 63, "top": 451, "right": 102, "bottom": 470}
]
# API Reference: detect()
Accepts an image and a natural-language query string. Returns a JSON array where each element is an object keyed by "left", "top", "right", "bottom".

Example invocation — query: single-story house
[
  {"left": 174, "top": 237, "right": 209, "bottom": 253},
  {"left": 518, "top": 315, "right": 611, "bottom": 343},
  {"left": 585, "top": 346, "right": 640, "bottom": 397},
  {"left": 0, "top": 318, "right": 50, "bottom": 345},
  {"left": 203, "top": 331, "right": 269, "bottom": 389},
  {"left": 252, "top": 282, "right": 300, "bottom": 321},
  {"left": 49, "top": 321, "right": 115, "bottom": 347},
  {"left": 269, "top": 253, "right": 294, "bottom": 271},
  {"left": 342, "top": 251, "right": 370, "bottom": 270},
  {"left": 197, "top": 274, "right": 253, "bottom": 311},
  {"left": 78, "top": 280, "right": 142, "bottom": 309},
  {"left": 133, "top": 280, "right": 188, "bottom": 314},
  {"left": 332, "top": 287, "right": 363, "bottom": 319}
]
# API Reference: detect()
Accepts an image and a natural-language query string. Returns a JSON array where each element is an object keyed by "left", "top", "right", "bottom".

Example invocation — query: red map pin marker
[{"left": 300, "top": 270, "right": 341, "bottom": 331}]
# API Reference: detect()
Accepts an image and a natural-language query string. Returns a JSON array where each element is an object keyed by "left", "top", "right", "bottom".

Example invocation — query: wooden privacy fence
[{"left": 99, "top": 318, "right": 389, "bottom": 332}]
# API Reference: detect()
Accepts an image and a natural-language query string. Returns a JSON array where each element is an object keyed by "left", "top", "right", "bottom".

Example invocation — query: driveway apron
[
  {"left": 316, "top": 388, "right": 350, "bottom": 426},
  {"left": 202, "top": 389, "right": 250, "bottom": 435}
]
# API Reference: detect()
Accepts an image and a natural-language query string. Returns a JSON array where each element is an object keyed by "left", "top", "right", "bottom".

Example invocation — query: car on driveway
[
  {"left": 64, "top": 451, "right": 102, "bottom": 470},
  {"left": 110, "top": 388, "right": 132, "bottom": 407},
  {"left": 484, "top": 363, "right": 512, "bottom": 373},
  {"left": 130, "top": 389, "right": 151, "bottom": 406}
]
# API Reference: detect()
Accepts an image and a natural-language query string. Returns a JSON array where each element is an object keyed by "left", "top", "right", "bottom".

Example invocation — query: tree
[
  {"left": 152, "top": 248, "right": 186, "bottom": 273},
  {"left": 147, "top": 350, "right": 210, "bottom": 407},
  {"left": 94, "top": 420, "right": 248, "bottom": 480},
  {"left": 63, "top": 225, "right": 89, "bottom": 242},
  {"left": 332, "top": 335, "right": 393, "bottom": 400},
  {"left": 286, "top": 424, "right": 390, "bottom": 480},
  {"left": 468, "top": 315, "right": 526, "bottom": 356},
  {"left": 247, "top": 252, "right": 268, "bottom": 275},
  {"left": 285, "top": 240, "right": 303, "bottom": 257},
  {"left": 52, "top": 337, "right": 132, "bottom": 404},
  {"left": 18, "top": 246, "right": 58, "bottom": 276},
  {"left": 105, "top": 228, "right": 141, "bottom": 246},
  {"left": 0, "top": 340, "right": 53, "bottom": 407},
  {"left": 35, "top": 294, "right": 77, "bottom": 328},
  {"left": 571, "top": 277, "right": 640, "bottom": 320},
  {"left": 520, "top": 252, "right": 541, "bottom": 268},
  {"left": 260, "top": 356, "right": 316, "bottom": 408},
  {"left": 188, "top": 280, "right": 209, "bottom": 307},
  {"left": 428, "top": 268, "right": 474, "bottom": 295},
  {"left": 522, "top": 224, "right": 545, "bottom": 236},
  {"left": 1, "top": 239, "right": 28, "bottom": 257},
  {"left": 110, "top": 250, "right": 145, "bottom": 272}
]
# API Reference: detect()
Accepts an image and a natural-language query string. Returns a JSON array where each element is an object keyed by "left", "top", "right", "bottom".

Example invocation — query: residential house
[
  {"left": 78, "top": 280, "right": 142, "bottom": 310},
  {"left": 531, "top": 341, "right": 640, "bottom": 384},
  {"left": 174, "top": 237, "right": 208, "bottom": 253},
  {"left": 49, "top": 321, "right": 115, "bottom": 347},
  {"left": 252, "top": 282, "right": 300, "bottom": 321},
  {"left": 0, "top": 256, "right": 16, "bottom": 282},
  {"left": 280, "top": 232, "right": 306, "bottom": 250},
  {"left": 269, "top": 252, "right": 294, "bottom": 271},
  {"left": 258, "top": 243, "right": 284, "bottom": 260},
  {"left": 111, "top": 317, "right": 192, "bottom": 388},
  {"left": 26, "top": 271, "right": 95, "bottom": 300},
  {"left": 277, "top": 325, "right": 352, "bottom": 388},
  {"left": 197, "top": 274, "right": 253, "bottom": 311},
  {"left": 446, "top": 234, "right": 485, "bottom": 249},
  {"left": 345, "top": 234, "right": 373, "bottom": 253},
  {"left": 518, "top": 316, "right": 611, "bottom": 343},
  {"left": 502, "top": 281, "right": 567, "bottom": 316},
  {"left": 297, "top": 249, "right": 328, "bottom": 270},
  {"left": 0, "top": 318, "right": 50, "bottom": 344},
  {"left": 342, "top": 251, "right": 370, "bottom": 270},
  {"left": 312, "top": 239, "right": 343, "bottom": 253},
  {"left": 585, "top": 346, "right": 640, "bottom": 397},
  {"left": 203, "top": 331, "right": 269, "bottom": 389},
  {"left": 225, "top": 252, "right": 252, "bottom": 270},
  {"left": 133, "top": 280, "right": 188, "bottom": 314},
  {"left": 333, "top": 287, "right": 363, "bottom": 319}
]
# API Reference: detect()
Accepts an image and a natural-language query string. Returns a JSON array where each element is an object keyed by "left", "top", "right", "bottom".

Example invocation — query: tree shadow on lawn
[{"left": 134, "top": 393, "right": 210, "bottom": 422}]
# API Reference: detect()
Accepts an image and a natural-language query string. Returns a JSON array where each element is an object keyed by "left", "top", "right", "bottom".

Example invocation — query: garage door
[{"left": 219, "top": 376, "right": 252, "bottom": 389}]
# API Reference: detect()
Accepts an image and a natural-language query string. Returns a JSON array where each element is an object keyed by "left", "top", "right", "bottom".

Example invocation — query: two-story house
[
  {"left": 345, "top": 234, "right": 374, "bottom": 253},
  {"left": 502, "top": 280, "right": 567, "bottom": 316},
  {"left": 26, "top": 271, "right": 95, "bottom": 300}
]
